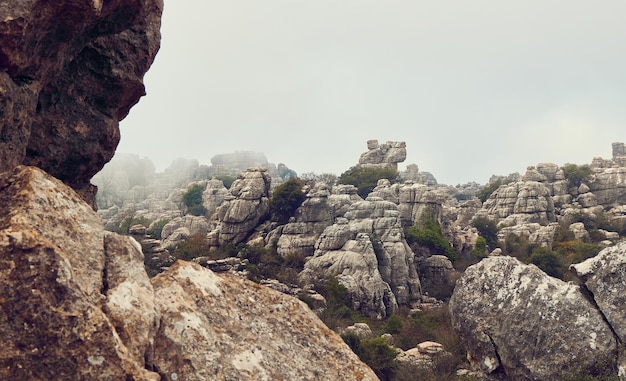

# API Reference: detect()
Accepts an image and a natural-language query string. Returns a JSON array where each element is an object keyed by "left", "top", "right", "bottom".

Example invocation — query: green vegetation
[
  {"left": 241, "top": 246, "right": 305, "bottom": 285},
  {"left": 115, "top": 210, "right": 149, "bottom": 235},
  {"left": 171, "top": 234, "right": 211, "bottom": 261},
  {"left": 470, "top": 236, "right": 488, "bottom": 259},
  {"left": 338, "top": 166, "right": 398, "bottom": 199},
  {"left": 214, "top": 175, "right": 236, "bottom": 189},
  {"left": 183, "top": 183, "right": 208, "bottom": 216},
  {"left": 339, "top": 307, "right": 466, "bottom": 381},
  {"left": 476, "top": 179, "right": 502, "bottom": 203},
  {"left": 146, "top": 218, "right": 170, "bottom": 240},
  {"left": 561, "top": 163, "right": 593, "bottom": 188},
  {"left": 269, "top": 177, "right": 306, "bottom": 224},
  {"left": 406, "top": 215, "right": 458, "bottom": 261},
  {"left": 471, "top": 216, "right": 499, "bottom": 250}
]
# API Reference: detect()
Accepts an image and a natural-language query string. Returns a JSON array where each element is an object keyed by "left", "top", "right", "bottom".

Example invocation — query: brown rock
[
  {"left": 0, "top": 0, "right": 163, "bottom": 206},
  {"left": 151, "top": 261, "right": 379, "bottom": 381},
  {"left": 0, "top": 166, "right": 158, "bottom": 380}
]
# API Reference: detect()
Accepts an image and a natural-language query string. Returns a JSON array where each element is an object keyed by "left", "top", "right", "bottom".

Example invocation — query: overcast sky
[{"left": 116, "top": 1, "right": 626, "bottom": 185}]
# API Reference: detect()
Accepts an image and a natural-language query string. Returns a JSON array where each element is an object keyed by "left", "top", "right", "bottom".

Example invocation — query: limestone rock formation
[
  {"left": 571, "top": 242, "right": 626, "bottom": 345},
  {"left": 450, "top": 256, "right": 619, "bottom": 380},
  {"left": 477, "top": 181, "right": 556, "bottom": 226},
  {"left": 359, "top": 140, "right": 407, "bottom": 170},
  {"left": 300, "top": 197, "right": 421, "bottom": 318},
  {"left": 275, "top": 182, "right": 335, "bottom": 257},
  {"left": 0, "top": 1, "right": 163, "bottom": 206},
  {"left": 0, "top": 166, "right": 159, "bottom": 380},
  {"left": 152, "top": 261, "right": 378, "bottom": 380},
  {"left": 0, "top": 166, "right": 379, "bottom": 380},
  {"left": 216, "top": 167, "right": 271, "bottom": 245}
]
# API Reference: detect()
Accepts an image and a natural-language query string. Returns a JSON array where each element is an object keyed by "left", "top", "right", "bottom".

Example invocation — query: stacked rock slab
[
  {"left": 0, "top": 166, "right": 379, "bottom": 380},
  {"left": 216, "top": 167, "right": 271, "bottom": 245},
  {"left": 300, "top": 196, "right": 421, "bottom": 318},
  {"left": 0, "top": 1, "right": 163, "bottom": 207},
  {"left": 359, "top": 139, "right": 407, "bottom": 170}
]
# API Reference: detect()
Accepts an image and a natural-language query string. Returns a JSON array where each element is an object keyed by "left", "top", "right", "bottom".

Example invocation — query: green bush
[
  {"left": 358, "top": 337, "right": 399, "bottom": 380},
  {"left": 183, "top": 184, "right": 207, "bottom": 216},
  {"left": 471, "top": 216, "right": 499, "bottom": 250},
  {"left": 116, "top": 215, "right": 150, "bottom": 235},
  {"left": 338, "top": 166, "right": 398, "bottom": 199},
  {"left": 146, "top": 218, "right": 170, "bottom": 240},
  {"left": 269, "top": 178, "right": 306, "bottom": 224},
  {"left": 214, "top": 175, "right": 236, "bottom": 189},
  {"left": 406, "top": 215, "right": 458, "bottom": 261},
  {"left": 477, "top": 180, "right": 502, "bottom": 203},
  {"left": 470, "top": 236, "right": 488, "bottom": 258},
  {"left": 562, "top": 163, "right": 593, "bottom": 188},
  {"left": 240, "top": 246, "right": 305, "bottom": 285},
  {"left": 171, "top": 234, "right": 211, "bottom": 261},
  {"left": 529, "top": 247, "right": 565, "bottom": 279},
  {"left": 384, "top": 315, "right": 403, "bottom": 334}
]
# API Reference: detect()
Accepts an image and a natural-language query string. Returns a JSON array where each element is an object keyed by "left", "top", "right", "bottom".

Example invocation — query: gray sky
[{"left": 116, "top": 0, "right": 626, "bottom": 185}]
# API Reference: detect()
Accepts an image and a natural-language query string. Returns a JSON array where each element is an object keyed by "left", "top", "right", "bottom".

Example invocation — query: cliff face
[{"left": 0, "top": 0, "right": 162, "bottom": 207}]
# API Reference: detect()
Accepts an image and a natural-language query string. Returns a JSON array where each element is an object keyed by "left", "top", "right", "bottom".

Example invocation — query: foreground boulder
[
  {"left": 0, "top": 166, "right": 378, "bottom": 380},
  {"left": 0, "top": 0, "right": 163, "bottom": 206},
  {"left": 449, "top": 255, "right": 619, "bottom": 380},
  {"left": 0, "top": 166, "right": 158, "bottom": 380}
]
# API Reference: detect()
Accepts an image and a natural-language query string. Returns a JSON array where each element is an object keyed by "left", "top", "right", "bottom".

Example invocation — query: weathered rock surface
[
  {"left": 359, "top": 140, "right": 407, "bottom": 170},
  {"left": 450, "top": 256, "right": 619, "bottom": 380},
  {"left": 0, "top": 166, "right": 159, "bottom": 380},
  {"left": 478, "top": 181, "right": 556, "bottom": 226},
  {"left": 152, "top": 261, "right": 378, "bottom": 380},
  {"left": 571, "top": 242, "right": 626, "bottom": 345},
  {"left": 300, "top": 197, "right": 421, "bottom": 318},
  {"left": 0, "top": 166, "right": 379, "bottom": 380},
  {"left": 216, "top": 167, "right": 271, "bottom": 245},
  {"left": 0, "top": 1, "right": 163, "bottom": 206},
  {"left": 275, "top": 182, "right": 335, "bottom": 257}
]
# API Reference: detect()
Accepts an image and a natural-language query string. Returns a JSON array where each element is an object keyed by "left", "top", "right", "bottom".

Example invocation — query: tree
[
  {"left": 530, "top": 247, "right": 565, "bottom": 279},
  {"left": 406, "top": 215, "right": 458, "bottom": 261},
  {"left": 471, "top": 216, "right": 499, "bottom": 250},
  {"left": 477, "top": 180, "right": 502, "bottom": 203},
  {"left": 269, "top": 178, "right": 306, "bottom": 224},
  {"left": 183, "top": 183, "right": 207, "bottom": 216},
  {"left": 338, "top": 166, "right": 397, "bottom": 199},
  {"left": 562, "top": 164, "right": 593, "bottom": 188}
]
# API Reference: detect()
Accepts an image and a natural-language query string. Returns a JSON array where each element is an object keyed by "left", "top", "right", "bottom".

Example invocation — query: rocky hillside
[
  {"left": 95, "top": 138, "right": 626, "bottom": 380},
  {"left": 0, "top": 3, "right": 379, "bottom": 380}
]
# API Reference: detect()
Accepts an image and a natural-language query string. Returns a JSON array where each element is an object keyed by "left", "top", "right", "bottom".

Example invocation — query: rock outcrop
[
  {"left": 477, "top": 181, "right": 556, "bottom": 226},
  {"left": 449, "top": 255, "right": 621, "bottom": 380},
  {"left": 300, "top": 197, "right": 422, "bottom": 318},
  {"left": 215, "top": 167, "right": 271, "bottom": 245},
  {"left": 0, "top": 1, "right": 163, "bottom": 206},
  {"left": 359, "top": 140, "right": 407, "bottom": 170},
  {"left": 0, "top": 166, "right": 379, "bottom": 380}
]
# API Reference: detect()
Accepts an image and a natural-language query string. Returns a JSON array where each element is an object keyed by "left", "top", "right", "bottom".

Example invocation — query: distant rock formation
[
  {"left": 0, "top": 165, "right": 379, "bottom": 380},
  {"left": 0, "top": 1, "right": 163, "bottom": 207},
  {"left": 300, "top": 196, "right": 422, "bottom": 318},
  {"left": 215, "top": 167, "right": 271, "bottom": 245},
  {"left": 450, "top": 251, "right": 626, "bottom": 380},
  {"left": 359, "top": 140, "right": 407, "bottom": 170}
]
